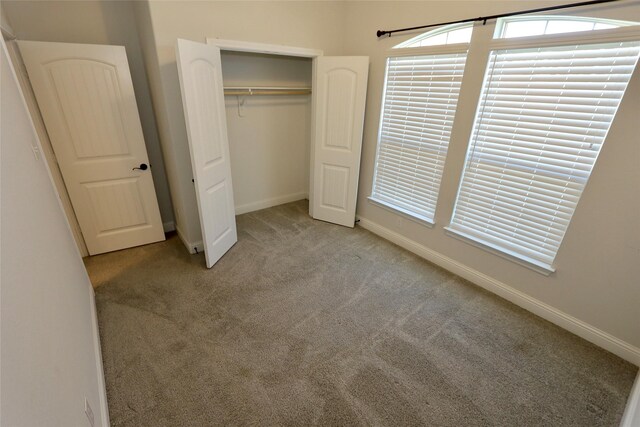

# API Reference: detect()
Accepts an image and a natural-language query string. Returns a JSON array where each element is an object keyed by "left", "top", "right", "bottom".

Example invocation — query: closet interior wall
[{"left": 220, "top": 51, "right": 313, "bottom": 214}]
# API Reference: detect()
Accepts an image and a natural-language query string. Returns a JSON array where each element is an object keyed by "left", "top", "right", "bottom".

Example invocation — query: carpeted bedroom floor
[{"left": 86, "top": 200, "right": 637, "bottom": 426}]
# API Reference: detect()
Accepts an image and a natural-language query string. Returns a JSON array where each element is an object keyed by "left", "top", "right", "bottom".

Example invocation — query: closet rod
[
  {"left": 376, "top": 0, "right": 621, "bottom": 38},
  {"left": 223, "top": 86, "right": 311, "bottom": 96}
]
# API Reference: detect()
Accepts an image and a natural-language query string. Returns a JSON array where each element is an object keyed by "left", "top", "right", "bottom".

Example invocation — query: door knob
[{"left": 133, "top": 163, "right": 148, "bottom": 171}]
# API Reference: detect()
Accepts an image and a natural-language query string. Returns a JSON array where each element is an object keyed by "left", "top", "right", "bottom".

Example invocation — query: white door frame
[{"left": 205, "top": 38, "right": 323, "bottom": 216}]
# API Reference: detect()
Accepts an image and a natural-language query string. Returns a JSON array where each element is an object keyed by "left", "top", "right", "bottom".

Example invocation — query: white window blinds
[
  {"left": 449, "top": 41, "right": 640, "bottom": 269},
  {"left": 371, "top": 52, "right": 467, "bottom": 223}
]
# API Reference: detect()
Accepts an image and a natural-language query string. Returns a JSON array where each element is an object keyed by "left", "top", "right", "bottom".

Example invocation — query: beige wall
[
  {"left": 344, "top": 0, "right": 640, "bottom": 351},
  {"left": 135, "top": 0, "right": 346, "bottom": 249},
  {"left": 2, "top": 0, "right": 175, "bottom": 228},
  {"left": 0, "top": 2, "right": 13, "bottom": 36},
  {"left": 1, "top": 37, "right": 108, "bottom": 427},
  {"left": 221, "top": 52, "right": 312, "bottom": 213}
]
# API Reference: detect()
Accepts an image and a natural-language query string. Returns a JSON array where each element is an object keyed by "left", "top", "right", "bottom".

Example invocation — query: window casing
[
  {"left": 371, "top": 25, "right": 471, "bottom": 224},
  {"left": 395, "top": 23, "right": 473, "bottom": 48},
  {"left": 494, "top": 16, "right": 638, "bottom": 39},
  {"left": 448, "top": 40, "right": 640, "bottom": 271}
]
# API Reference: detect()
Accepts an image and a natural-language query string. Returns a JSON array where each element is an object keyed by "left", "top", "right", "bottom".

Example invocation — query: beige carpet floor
[{"left": 86, "top": 200, "right": 637, "bottom": 426}]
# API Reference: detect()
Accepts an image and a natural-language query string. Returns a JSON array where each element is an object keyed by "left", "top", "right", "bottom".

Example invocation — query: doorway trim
[
  {"left": 205, "top": 38, "right": 322, "bottom": 58},
  {"left": 205, "top": 38, "right": 323, "bottom": 217}
]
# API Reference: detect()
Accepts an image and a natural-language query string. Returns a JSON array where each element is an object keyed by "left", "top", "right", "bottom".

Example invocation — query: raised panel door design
[
  {"left": 323, "top": 69, "right": 356, "bottom": 151},
  {"left": 191, "top": 59, "right": 224, "bottom": 166},
  {"left": 321, "top": 165, "right": 350, "bottom": 211},
  {"left": 83, "top": 178, "right": 148, "bottom": 234},
  {"left": 176, "top": 39, "right": 237, "bottom": 268},
  {"left": 206, "top": 181, "right": 232, "bottom": 244},
  {"left": 312, "top": 57, "right": 369, "bottom": 227},
  {"left": 18, "top": 40, "right": 165, "bottom": 255},
  {"left": 46, "top": 60, "right": 130, "bottom": 159}
]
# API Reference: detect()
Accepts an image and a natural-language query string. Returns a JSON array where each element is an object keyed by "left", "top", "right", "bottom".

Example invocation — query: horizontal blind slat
[
  {"left": 462, "top": 162, "right": 585, "bottom": 193},
  {"left": 453, "top": 208, "right": 563, "bottom": 249},
  {"left": 457, "top": 180, "right": 577, "bottom": 219},
  {"left": 451, "top": 214, "right": 558, "bottom": 259},
  {"left": 373, "top": 52, "right": 467, "bottom": 222},
  {"left": 449, "top": 222, "right": 557, "bottom": 264},
  {"left": 451, "top": 40, "right": 640, "bottom": 266}
]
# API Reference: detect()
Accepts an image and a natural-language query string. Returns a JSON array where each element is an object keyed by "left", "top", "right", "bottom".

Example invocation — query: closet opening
[
  {"left": 178, "top": 38, "right": 368, "bottom": 266},
  {"left": 219, "top": 50, "right": 313, "bottom": 215}
]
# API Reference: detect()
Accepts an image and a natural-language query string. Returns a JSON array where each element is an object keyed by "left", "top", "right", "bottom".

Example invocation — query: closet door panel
[
  {"left": 176, "top": 39, "right": 237, "bottom": 268},
  {"left": 312, "top": 56, "right": 369, "bottom": 227}
]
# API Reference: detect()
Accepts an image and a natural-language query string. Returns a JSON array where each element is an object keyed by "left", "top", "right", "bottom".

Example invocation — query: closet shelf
[{"left": 223, "top": 86, "right": 312, "bottom": 96}]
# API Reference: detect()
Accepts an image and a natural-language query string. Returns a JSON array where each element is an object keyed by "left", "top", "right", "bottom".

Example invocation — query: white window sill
[
  {"left": 444, "top": 226, "right": 556, "bottom": 276},
  {"left": 367, "top": 196, "right": 435, "bottom": 229}
]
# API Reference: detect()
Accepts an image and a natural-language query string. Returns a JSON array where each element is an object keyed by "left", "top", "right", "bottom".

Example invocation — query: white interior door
[
  {"left": 176, "top": 39, "right": 237, "bottom": 268},
  {"left": 311, "top": 56, "right": 369, "bottom": 227},
  {"left": 18, "top": 41, "right": 165, "bottom": 255}
]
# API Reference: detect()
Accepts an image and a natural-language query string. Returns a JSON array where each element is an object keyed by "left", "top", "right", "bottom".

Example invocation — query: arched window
[
  {"left": 371, "top": 24, "right": 473, "bottom": 223},
  {"left": 372, "top": 13, "right": 640, "bottom": 272},
  {"left": 495, "top": 16, "right": 637, "bottom": 39},
  {"left": 394, "top": 23, "right": 473, "bottom": 48},
  {"left": 448, "top": 16, "right": 640, "bottom": 271}
]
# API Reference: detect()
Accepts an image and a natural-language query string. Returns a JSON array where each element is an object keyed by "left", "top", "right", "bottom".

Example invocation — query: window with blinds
[
  {"left": 371, "top": 52, "right": 467, "bottom": 223},
  {"left": 449, "top": 40, "right": 640, "bottom": 270}
]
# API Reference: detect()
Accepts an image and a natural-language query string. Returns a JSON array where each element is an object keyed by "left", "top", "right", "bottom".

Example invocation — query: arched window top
[
  {"left": 393, "top": 16, "right": 639, "bottom": 48},
  {"left": 394, "top": 23, "right": 473, "bottom": 49},
  {"left": 495, "top": 16, "right": 639, "bottom": 39}
]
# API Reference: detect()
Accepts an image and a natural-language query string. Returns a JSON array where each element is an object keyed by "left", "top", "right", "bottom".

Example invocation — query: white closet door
[
  {"left": 311, "top": 56, "right": 369, "bottom": 227},
  {"left": 176, "top": 39, "right": 237, "bottom": 268},
  {"left": 18, "top": 41, "right": 165, "bottom": 255}
]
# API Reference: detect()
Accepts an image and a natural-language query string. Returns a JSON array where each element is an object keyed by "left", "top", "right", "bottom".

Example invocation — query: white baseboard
[
  {"left": 89, "top": 287, "right": 110, "bottom": 427},
  {"left": 162, "top": 221, "right": 176, "bottom": 233},
  {"left": 622, "top": 372, "right": 640, "bottom": 427},
  {"left": 235, "top": 192, "right": 308, "bottom": 215},
  {"left": 356, "top": 216, "right": 640, "bottom": 367},
  {"left": 175, "top": 226, "right": 204, "bottom": 255}
]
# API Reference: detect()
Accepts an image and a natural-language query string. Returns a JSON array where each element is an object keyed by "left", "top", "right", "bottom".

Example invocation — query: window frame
[
  {"left": 490, "top": 23, "right": 640, "bottom": 50},
  {"left": 394, "top": 22, "right": 474, "bottom": 49},
  {"left": 444, "top": 21, "right": 640, "bottom": 274},
  {"left": 370, "top": 17, "right": 640, "bottom": 275},
  {"left": 494, "top": 15, "right": 638, "bottom": 40},
  {"left": 369, "top": 35, "right": 472, "bottom": 225}
]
